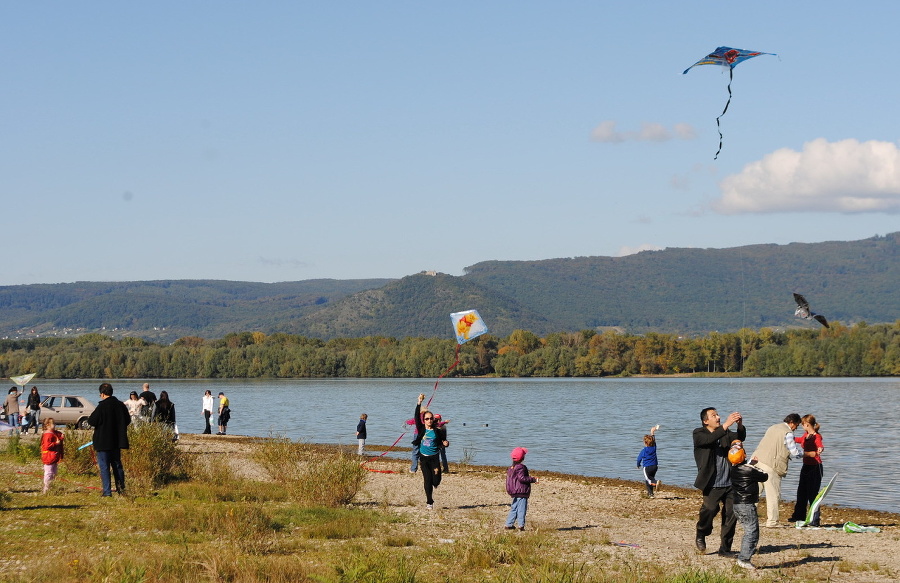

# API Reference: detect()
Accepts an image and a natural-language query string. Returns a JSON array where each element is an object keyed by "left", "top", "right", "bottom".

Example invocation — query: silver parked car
[{"left": 40, "top": 395, "right": 96, "bottom": 429}]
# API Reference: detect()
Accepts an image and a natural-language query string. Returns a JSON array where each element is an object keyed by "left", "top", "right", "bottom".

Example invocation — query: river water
[{"left": 33, "top": 377, "right": 899, "bottom": 513}]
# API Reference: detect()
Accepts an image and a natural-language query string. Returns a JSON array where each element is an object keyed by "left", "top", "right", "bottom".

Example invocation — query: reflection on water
[{"left": 37, "top": 377, "right": 900, "bottom": 512}]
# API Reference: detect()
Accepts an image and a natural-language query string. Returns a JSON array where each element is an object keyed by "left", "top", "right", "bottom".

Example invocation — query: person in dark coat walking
[{"left": 88, "top": 383, "right": 131, "bottom": 497}]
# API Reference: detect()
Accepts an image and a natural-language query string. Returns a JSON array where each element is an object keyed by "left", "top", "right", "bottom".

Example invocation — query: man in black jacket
[
  {"left": 88, "top": 383, "right": 131, "bottom": 497},
  {"left": 692, "top": 407, "right": 746, "bottom": 555}
]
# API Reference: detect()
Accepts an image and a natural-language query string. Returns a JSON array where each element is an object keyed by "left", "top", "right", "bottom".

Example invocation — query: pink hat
[{"left": 510, "top": 447, "right": 528, "bottom": 462}]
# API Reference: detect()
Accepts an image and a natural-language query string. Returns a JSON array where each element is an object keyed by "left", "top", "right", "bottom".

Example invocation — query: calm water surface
[{"left": 35, "top": 377, "right": 900, "bottom": 513}]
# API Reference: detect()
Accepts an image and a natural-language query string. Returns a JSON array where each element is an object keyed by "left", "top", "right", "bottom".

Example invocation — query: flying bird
[{"left": 793, "top": 293, "right": 829, "bottom": 328}]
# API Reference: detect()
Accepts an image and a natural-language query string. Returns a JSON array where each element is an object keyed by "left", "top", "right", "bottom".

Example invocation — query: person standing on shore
[
  {"left": 202, "top": 390, "right": 214, "bottom": 435},
  {"left": 153, "top": 391, "right": 177, "bottom": 439},
  {"left": 139, "top": 383, "right": 156, "bottom": 420},
  {"left": 435, "top": 414, "right": 450, "bottom": 472},
  {"left": 4, "top": 387, "right": 21, "bottom": 435},
  {"left": 505, "top": 446, "right": 538, "bottom": 531},
  {"left": 25, "top": 386, "right": 41, "bottom": 434},
  {"left": 750, "top": 413, "right": 803, "bottom": 527},
  {"left": 88, "top": 383, "right": 130, "bottom": 497},
  {"left": 728, "top": 440, "right": 768, "bottom": 570},
  {"left": 217, "top": 392, "right": 230, "bottom": 435},
  {"left": 356, "top": 413, "right": 367, "bottom": 455},
  {"left": 124, "top": 391, "right": 143, "bottom": 421},
  {"left": 788, "top": 414, "right": 825, "bottom": 525},
  {"left": 636, "top": 425, "right": 659, "bottom": 498},
  {"left": 692, "top": 407, "right": 745, "bottom": 555},
  {"left": 413, "top": 393, "right": 448, "bottom": 510}
]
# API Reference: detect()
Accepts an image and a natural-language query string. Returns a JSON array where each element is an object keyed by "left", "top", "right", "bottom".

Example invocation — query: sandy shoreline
[{"left": 180, "top": 434, "right": 900, "bottom": 581}]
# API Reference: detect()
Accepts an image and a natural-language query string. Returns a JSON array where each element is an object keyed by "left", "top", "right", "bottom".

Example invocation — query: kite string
[
  {"left": 714, "top": 66, "right": 734, "bottom": 160},
  {"left": 426, "top": 343, "right": 461, "bottom": 408}
]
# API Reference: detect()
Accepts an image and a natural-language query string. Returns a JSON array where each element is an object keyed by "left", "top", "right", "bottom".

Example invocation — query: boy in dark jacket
[
  {"left": 728, "top": 440, "right": 768, "bottom": 570},
  {"left": 505, "top": 447, "right": 538, "bottom": 531}
]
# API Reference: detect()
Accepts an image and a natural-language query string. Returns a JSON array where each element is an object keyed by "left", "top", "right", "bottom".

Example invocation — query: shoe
[
  {"left": 695, "top": 536, "right": 706, "bottom": 552},
  {"left": 736, "top": 559, "right": 756, "bottom": 570},
  {"left": 504, "top": 526, "right": 515, "bottom": 530},
  {"left": 216, "top": 432, "right": 223, "bottom": 435},
  {"left": 425, "top": 503, "right": 433, "bottom": 510},
  {"left": 518, "top": 527, "right": 525, "bottom": 531}
]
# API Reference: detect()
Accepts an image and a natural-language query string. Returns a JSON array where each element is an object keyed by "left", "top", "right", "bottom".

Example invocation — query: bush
[
  {"left": 121, "top": 421, "right": 188, "bottom": 494},
  {"left": 61, "top": 430, "right": 96, "bottom": 475},
  {"left": 252, "top": 436, "right": 367, "bottom": 507},
  {"left": 5, "top": 434, "right": 41, "bottom": 464}
]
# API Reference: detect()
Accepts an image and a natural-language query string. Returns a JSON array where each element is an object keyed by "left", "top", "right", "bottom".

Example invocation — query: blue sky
[{"left": 3, "top": 2, "right": 899, "bottom": 286}]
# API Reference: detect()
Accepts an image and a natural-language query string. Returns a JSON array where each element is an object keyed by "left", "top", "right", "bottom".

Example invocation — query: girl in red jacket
[
  {"left": 40, "top": 418, "right": 64, "bottom": 494},
  {"left": 789, "top": 414, "right": 825, "bottom": 525}
]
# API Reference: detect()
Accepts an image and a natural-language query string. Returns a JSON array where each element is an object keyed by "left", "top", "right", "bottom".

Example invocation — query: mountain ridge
[{"left": 1, "top": 233, "right": 897, "bottom": 342}]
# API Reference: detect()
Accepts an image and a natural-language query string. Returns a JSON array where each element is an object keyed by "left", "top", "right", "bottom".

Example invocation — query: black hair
[{"left": 700, "top": 407, "right": 716, "bottom": 423}]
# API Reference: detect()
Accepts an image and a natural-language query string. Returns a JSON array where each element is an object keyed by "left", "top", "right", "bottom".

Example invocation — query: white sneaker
[
  {"left": 425, "top": 503, "right": 433, "bottom": 510},
  {"left": 736, "top": 559, "right": 756, "bottom": 570}
]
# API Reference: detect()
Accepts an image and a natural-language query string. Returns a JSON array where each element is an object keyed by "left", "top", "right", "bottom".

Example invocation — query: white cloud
[
  {"left": 615, "top": 243, "right": 663, "bottom": 256},
  {"left": 673, "top": 123, "right": 697, "bottom": 140},
  {"left": 590, "top": 121, "right": 697, "bottom": 143},
  {"left": 714, "top": 138, "right": 900, "bottom": 214}
]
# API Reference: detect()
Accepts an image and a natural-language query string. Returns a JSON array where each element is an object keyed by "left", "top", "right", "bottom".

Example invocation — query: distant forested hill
[
  {"left": 461, "top": 232, "right": 900, "bottom": 334},
  {"left": 0, "top": 279, "right": 392, "bottom": 343},
  {"left": 1, "top": 233, "right": 898, "bottom": 342},
  {"left": 282, "top": 273, "right": 565, "bottom": 339}
]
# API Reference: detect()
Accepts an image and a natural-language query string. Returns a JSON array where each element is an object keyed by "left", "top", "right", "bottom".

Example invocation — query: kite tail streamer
[
  {"left": 360, "top": 430, "right": 409, "bottom": 473},
  {"left": 714, "top": 67, "right": 734, "bottom": 160}
]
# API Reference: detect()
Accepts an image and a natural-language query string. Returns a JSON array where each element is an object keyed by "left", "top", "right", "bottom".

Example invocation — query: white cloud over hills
[
  {"left": 714, "top": 138, "right": 900, "bottom": 214},
  {"left": 591, "top": 121, "right": 696, "bottom": 143}
]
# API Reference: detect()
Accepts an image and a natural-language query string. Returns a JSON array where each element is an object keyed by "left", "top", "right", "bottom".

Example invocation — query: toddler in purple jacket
[{"left": 505, "top": 447, "right": 538, "bottom": 531}]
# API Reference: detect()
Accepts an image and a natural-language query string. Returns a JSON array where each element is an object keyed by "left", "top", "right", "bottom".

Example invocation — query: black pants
[
  {"left": 791, "top": 464, "right": 824, "bottom": 523},
  {"left": 642, "top": 465, "right": 658, "bottom": 495},
  {"left": 697, "top": 485, "right": 736, "bottom": 551},
  {"left": 420, "top": 454, "right": 442, "bottom": 505},
  {"left": 203, "top": 410, "right": 212, "bottom": 434}
]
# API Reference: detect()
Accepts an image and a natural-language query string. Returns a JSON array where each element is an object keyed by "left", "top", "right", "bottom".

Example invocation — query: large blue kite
[{"left": 684, "top": 46, "right": 776, "bottom": 159}]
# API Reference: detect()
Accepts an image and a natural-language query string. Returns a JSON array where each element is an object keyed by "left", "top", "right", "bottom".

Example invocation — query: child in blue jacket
[{"left": 636, "top": 425, "right": 659, "bottom": 497}]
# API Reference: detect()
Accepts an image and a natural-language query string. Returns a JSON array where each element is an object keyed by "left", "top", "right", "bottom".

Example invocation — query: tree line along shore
[{"left": 2, "top": 320, "right": 900, "bottom": 379}]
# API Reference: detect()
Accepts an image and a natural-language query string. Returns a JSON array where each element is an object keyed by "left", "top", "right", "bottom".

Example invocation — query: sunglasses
[{"left": 423, "top": 416, "right": 434, "bottom": 420}]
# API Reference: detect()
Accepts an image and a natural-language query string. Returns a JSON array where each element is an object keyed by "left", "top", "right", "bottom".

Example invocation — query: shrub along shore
[{"left": 1, "top": 431, "right": 898, "bottom": 583}]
